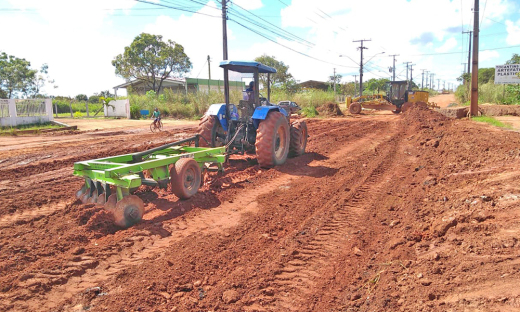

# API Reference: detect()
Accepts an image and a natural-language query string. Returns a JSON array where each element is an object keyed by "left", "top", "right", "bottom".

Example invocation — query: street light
[{"left": 364, "top": 51, "right": 385, "bottom": 66}]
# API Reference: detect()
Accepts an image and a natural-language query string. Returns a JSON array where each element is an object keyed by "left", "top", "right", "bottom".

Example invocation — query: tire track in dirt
[
  {"left": 0, "top": 119, "right": 395, "bottom": 311},
  {"left": 257, "top": 124, "right": 401, "bottom": 311}
]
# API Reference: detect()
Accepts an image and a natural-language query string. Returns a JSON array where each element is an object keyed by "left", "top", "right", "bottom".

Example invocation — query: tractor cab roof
[{"left": 219, "top": 61, "right": 277, "bottom": 74}]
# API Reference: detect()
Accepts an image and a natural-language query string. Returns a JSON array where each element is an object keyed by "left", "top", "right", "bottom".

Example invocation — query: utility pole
[
  {"left": 409, "top": 64, "right": 415, "bottom": 90},
  {"left": 463, "top": 30, "right": 472, "bottom": 74},
  {"left": 353, "top": 75, "right": 358, "bottom": 97},
  {"left": 425, "top": 70, "right": 430, "bottom": 89},
  {"left": 443, "top": 80, "right": 446, "bottom": 91},
  {"left": 470, "top": 0, "right": 479, "bottom": 116},
  {"left": 430, "top": 73, "right": 435, "bottom": 90},
  {"left": 421, "top": 69, "right": 426, "bottom": 90},
  {"left": 221, "top": 0, "right": 230, "bottom": 108},
  {"left": 437, "top": 79, "right": 440, "bottom": 91},
  {"left": 334, "top": 68, "right": 337, "bottom": 93},
  {"left": 207, "top": 55, "right": 211, "bottom": 80},
  {"left": 389, "top": 54, "right": 399, "bottom": 81},
  {"left": 353, "top": 39, "right": 371, "bottom": 97},
  {"left": 403, "top": 61, "right": 412, "bottom": 83}
]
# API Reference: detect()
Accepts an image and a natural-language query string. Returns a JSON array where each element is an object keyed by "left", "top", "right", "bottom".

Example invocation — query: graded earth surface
[{"left": 1, "top": 107, "right": 519, "bottom": 311}]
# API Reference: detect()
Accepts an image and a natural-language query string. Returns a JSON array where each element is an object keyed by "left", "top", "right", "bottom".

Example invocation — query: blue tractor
[{"left": 198, "top": 61, "right": 307, "bottom": 167}]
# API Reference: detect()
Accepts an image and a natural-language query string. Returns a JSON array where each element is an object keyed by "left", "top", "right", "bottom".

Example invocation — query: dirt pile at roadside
[{"left": 317, "top": 101, "right": 343, "bottom": 116}]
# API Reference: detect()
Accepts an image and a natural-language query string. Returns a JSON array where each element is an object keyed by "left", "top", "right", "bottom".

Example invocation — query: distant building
[
  {"left": 297, "top": 80, "right": 329, "bottom": 91},
  {"left": 113, "top": 77, "right": 245, "bottom": 96}
]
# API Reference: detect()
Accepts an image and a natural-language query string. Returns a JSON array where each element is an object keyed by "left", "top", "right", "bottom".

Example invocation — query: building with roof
[
  {"left": 113, "top": 77, "right": 245, "bottom": 97},
  {"left": 296, "top": 80, "right": 330, "bottom": 91}
]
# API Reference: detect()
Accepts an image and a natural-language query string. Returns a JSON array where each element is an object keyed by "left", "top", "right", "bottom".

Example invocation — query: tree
[
  {"left": 98, "top": 90, "right": 114, "bottom": 98},
  {"left": 375, "top": 78, "right": 389, "bottom": 93},
  {"left": 328, "top": 73, "right": 342, "bottom": 89},
  {"left": 29, "top": 64, "right": 55, "bottom": 98},
  {"left": 457, "top": 73, "right": 471, "bottom": 84},
  {"left": 0, "top": 52, "right": 37, "bottom": 98},
  {"left": 366, "top": 78, "right": 378, "bottom": 94},
  {"left": 478, "top": 68, "right": 495, "bottom": 84},
  {"left": 340, "top": 82, "right": 356, "bottom": 96},
  {"left": 366, "top": 78, "right": 389, "bottom": 94},
  {"left": 254, "top": 55, "right": 294, "bottom": 89},
  {"left": 75, "top": 94, "right": 88, "bottom": 101},
  {"left": 506, "top": 53, "right": 520, "bottom": 65},
  {"left": 112, "top": 33, "right": 192, "bottom": 94},
  {"left": 88, "top": 95, "right": 100, "bottom": 104}
]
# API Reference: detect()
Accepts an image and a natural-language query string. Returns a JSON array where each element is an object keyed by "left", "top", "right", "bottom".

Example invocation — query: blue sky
[{"left": 1, "top": 0, "right": 519, "bottom": 97}]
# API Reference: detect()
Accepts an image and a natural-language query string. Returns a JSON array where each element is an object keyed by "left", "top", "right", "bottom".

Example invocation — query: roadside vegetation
[
  {"left": 471, "top": 116, "right": 512, "bottom": 129},
  {"left": 455, "top": 54, "right": 520, "bottom": 105},
  {"left": 0, "top": 121, "right": 63, "bottom": 135}
]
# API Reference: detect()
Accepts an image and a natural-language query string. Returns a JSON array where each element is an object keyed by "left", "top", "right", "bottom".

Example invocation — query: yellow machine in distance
[{"left": 347, "top": 81, "right": 438, "bottom": 114}]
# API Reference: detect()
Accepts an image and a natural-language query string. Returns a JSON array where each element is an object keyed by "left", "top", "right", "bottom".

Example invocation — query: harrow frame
[{"left": 73, "top": 135, "right": 226, "bottom": 227}]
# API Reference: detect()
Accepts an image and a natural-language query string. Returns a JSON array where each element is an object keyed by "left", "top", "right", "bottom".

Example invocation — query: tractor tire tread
[
  {"left": 289, "top": 120, "right": 308, "bottom": 157},
  {"left": 255, "top": 111, "right": 290, "bottom": 168}
]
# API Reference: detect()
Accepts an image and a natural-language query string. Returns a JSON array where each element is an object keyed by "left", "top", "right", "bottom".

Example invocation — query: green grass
[
  {"left": 455, "top": 82, "right": 520, "bottom": 105},
  {"left": 471, "top": 116, "right": 512, "bottom": 129},
  {"left": 0, "top": 122, "right": 63, "bottom": 134},
  {"left": 127, "top": 88, "right": 338, "bottom": 119}
]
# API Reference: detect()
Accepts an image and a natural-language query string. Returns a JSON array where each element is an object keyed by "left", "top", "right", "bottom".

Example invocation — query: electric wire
[{"left": 229, "top": 18, "right": 357, "bottom": 69}]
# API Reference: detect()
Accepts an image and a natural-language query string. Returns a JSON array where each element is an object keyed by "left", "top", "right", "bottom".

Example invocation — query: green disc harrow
[{"left": 73, "top": 135, "right": 225, "bottom": 228}]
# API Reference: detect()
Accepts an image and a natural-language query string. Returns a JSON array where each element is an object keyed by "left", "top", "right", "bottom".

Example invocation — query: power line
[
  {"left": 134, "top": 0, "right": 220, "bottom": 17},
  {"left": 407, "top": 44, "right": 520, "bottom": 56},
  {"left": 480, "top": 0, "right": 488, "bottom": 28},
  {"left": 229, "top": 19, "right": 357, "bottom": 69}
]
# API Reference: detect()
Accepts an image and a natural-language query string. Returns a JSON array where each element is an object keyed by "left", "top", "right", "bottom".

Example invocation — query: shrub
[{"left": 130, "top": 104, "right": 141, "bottom": 119}]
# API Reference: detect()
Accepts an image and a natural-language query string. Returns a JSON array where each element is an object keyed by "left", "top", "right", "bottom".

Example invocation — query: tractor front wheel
[
  {"left": 198, "top": 115, "right": 225, "bottom": 147},
  {"left": 170, "top": 158, "right": 202, "bottom": 199},
  {"left": 349, "top": 102, "right": 362, "bottom": 114},
  {"left": 289, "top": 120, "right": 308, "bottom": 157},
  {"left": 255, "top": 111, "right": 290, "bottom": 168}
]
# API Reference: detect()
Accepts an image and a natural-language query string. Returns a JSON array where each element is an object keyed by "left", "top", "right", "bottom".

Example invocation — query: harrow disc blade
[
  {"left": 113, "top": 195, "right": 145, "bottom": 228},
  {"left": 104, "top": 194, "right": 117, "bottom": 212},
  {"left": 76, "top": 185, "right": 88, "bottom": 199},
  {"left": 97, "top": 193, "right": 106, "bottom": 205},
  {"left": 87, "top": 192, "right": 98, "bottom": 204},
  {"left": 80, "top": 191, "right": 91, "bottom": 204}
]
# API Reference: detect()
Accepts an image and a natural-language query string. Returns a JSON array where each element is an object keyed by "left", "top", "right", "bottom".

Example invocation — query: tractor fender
[
  {"left": 205, "top": 103, "right": 238, "bottom": 131},
  {"left": 252, "top": 106, "right": 288, "bottom": 129}
]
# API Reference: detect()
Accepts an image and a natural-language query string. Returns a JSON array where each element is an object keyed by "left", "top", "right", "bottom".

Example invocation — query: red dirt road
[{"left": 1, "top": 109, "right": 520, "bottom": 311}]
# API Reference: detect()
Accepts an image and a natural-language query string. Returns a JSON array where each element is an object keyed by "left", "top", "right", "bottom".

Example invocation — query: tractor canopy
[{"left": 219, "top": 61, "right": 277, "bottom": 73}]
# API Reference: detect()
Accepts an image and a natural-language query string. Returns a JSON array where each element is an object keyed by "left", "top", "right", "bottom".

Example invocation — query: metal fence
[
  {"left": 0, "top": 99, "right": 9, "bottom": 118},
  {"left": 15, "top": 99, "right": 47, "bottom": 117}
]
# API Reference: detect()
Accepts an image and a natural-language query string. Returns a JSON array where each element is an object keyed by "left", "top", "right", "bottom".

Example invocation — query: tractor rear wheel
[
  {"left": 113, "top": 195, "right": 144, "bottom": 228},
  {"left": 170, "top": 158, "right": 202, "bottom": 199},
  {"left": 349, "top": 102, "right": 362, "bottom": 114},
  {"left": 255, "top": 111, "right": 290, "bottom": 168},
  {"left": 198, "top": 115, "right": 225, "bottom": 147},
  {"left": 289, "top": 120, "right": 308, "bottom": 157}
]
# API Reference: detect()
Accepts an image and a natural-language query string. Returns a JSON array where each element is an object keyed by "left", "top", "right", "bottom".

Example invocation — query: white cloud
[
  {"left": 480, "top": 50, "right": 500, "bottom": 62},
  {"left": 436, "top": 38, "right": 458, "bottom": 53},
  {"left": 143, "top": 2, "right": 230, "bottom": 82},
  {"left": 2, "top": 0, "right": 516, "bottom": 97},
  {"left": 1, "top": 0, "right": 139, "bottom": 97},
  {"left": 505, "top": 19, "right": 520, "bottom": 45}
]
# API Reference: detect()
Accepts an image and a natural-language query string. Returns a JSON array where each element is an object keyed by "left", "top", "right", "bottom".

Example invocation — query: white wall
[
  {"left": 104, "top": 99, "right": 130, "bottom": 119},
  {"left": 0, "top": 99, "right": 53, "bottom": 127}
]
